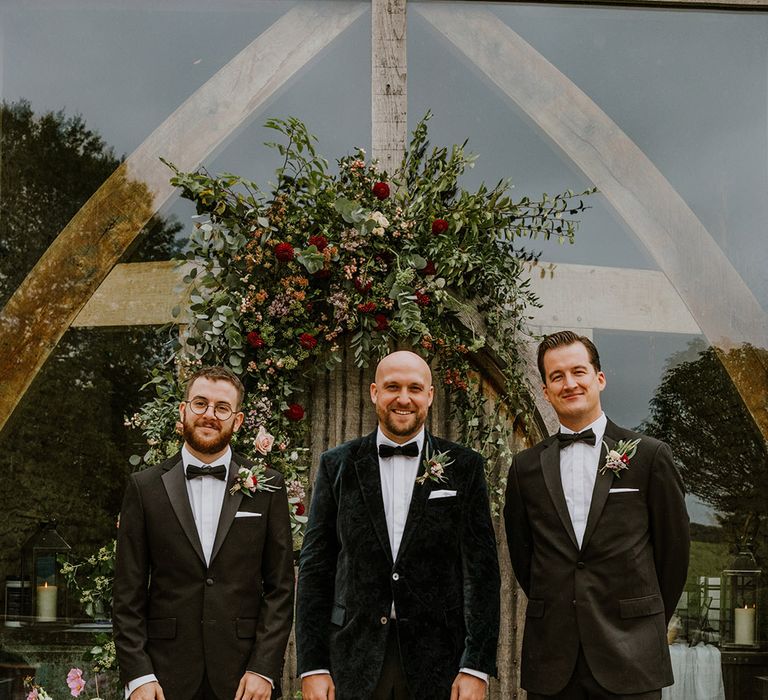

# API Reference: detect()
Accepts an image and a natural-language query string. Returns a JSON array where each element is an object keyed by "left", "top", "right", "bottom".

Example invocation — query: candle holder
[
  {"left": 720, "top": 545, "right": 762, "bottom": 649},
  {"left": 19, "top": 520, "right": 71, "bottom": 623}
]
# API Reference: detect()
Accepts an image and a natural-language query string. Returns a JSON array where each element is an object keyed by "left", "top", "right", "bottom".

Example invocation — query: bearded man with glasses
[{"left": 114, "top": 366, "right": 294, "bottom": 700}]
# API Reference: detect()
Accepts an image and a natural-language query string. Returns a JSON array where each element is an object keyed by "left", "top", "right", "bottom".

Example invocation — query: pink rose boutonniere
[
  {"left": 416, "top": 447, "right": 453, "bottom": 485},
  {"left": 230, "top": 427, "right": 280, "bottom": 496},
  {"left": 600, "top": 438, "right": 640, "bottom": 478}
]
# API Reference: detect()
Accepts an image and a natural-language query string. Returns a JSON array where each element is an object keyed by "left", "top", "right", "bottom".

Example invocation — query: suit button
[
  {"left": 380, "top": 616, "right": 388, "bottom": 625},
  {"left": 392, "top": 572, "right": 400, "bottom": 581},
  {"left": 577, "top": 562, "right": 585, "bottom": 569},
  {"left": 572, "top": 600, "right": 576, "bottom": 605},
  {"left": 206, "top": 578, "right": 214, "bottom": 586}
]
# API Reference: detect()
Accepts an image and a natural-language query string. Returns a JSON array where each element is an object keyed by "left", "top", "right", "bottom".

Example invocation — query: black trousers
[
  {"left": 527, "top": 648, "right": 662, "bottom": 700},
  {"left": 371, "top": 623, "right": 411, "bottom": 700}
]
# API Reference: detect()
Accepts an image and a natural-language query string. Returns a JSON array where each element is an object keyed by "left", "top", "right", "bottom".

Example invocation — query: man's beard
[
  {"left": 183, "top": 415, "right": 234, "bottom": 456},
  {"left": 377, "top": 406, "right": 426, "bottom": 439}
]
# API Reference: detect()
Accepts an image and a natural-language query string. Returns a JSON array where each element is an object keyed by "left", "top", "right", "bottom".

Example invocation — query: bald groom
[{"left": 296, "top": 351, "right": 500, "bottom": 699}]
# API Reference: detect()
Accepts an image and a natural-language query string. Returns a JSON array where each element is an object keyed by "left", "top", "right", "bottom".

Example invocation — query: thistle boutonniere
[
  {"left": 229, "top": 426, "right": 281, "bottom": 496},
  {"left": 600, "top": 438, "right": 641, "bottom": 478},
  {"left": 416, "top": 447, "right": 453, "bottom": 485}
]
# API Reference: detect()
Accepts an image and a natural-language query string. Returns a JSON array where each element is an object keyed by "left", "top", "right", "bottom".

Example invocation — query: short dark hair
[
  {"left": 184, "top": 366, "right": 245, "bottom": 408},
  {"left": 537, "top": 331, "right": 601, "bottom": 384}
]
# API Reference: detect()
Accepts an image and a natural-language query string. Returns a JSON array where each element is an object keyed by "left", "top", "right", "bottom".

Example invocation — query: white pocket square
[
  {"left": 428, "top": 489, "right": 457, "bottom": 499},
  {"left": 235, "top": 511, "right": 262, "bottom": 518},
  {"left": 608, "top": 488, "right": 639, "bottom": 493}
]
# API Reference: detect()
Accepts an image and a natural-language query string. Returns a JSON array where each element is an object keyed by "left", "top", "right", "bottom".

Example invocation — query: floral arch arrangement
[{"left": 131, "top": 113, "right": 593, "bottom": 542}]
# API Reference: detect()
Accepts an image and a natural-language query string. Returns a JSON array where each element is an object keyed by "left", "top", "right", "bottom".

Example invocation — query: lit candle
[
  {"left": 36, "top": 582, "right": 57, "bottom": 622},
  {"left": 734, "top": 605, "right": 756, "bottom": 645}
]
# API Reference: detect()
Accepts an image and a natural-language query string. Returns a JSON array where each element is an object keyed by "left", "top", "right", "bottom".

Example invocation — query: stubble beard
[{"left": 378, "top": 406, "right": 426, "bottom": 440}]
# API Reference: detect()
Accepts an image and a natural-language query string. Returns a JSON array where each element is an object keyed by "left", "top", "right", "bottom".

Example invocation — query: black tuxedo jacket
[
  {"left": 113, "top": 452, "right": 295, "bottom": 700},
  {"left": 504, "top": 419, "right": 689, "bottom": 695},
  {"left": 296, "top": 431, "right": 500, "bottom": 699}
]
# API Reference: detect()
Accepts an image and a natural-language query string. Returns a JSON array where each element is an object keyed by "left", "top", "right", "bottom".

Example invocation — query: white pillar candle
[
  {"left": 734, "top": 605, "right": 756, "bottom": 645},
  {"left": 36, "top": 582, "right": 57, "bottom": 622}
]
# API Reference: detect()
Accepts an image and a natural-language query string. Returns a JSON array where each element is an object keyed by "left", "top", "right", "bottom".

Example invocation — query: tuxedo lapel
[
  {"left": 580, "top": 431, "right": 616, "bottom": 552},
  {"left": 394, "top": 434, "right": 434, "bottom": 566},
  {"left": 210, "top": 456, "right": 244, "bottom": 564},
  {"left": 540, "top": 439, "right": 579, "bottom": 550},
  {"left": 354, "top": 434, "right": 393, "bottom": 564},
  {"left": 162, "top": 458, "right": 206, "bottom": 565}
]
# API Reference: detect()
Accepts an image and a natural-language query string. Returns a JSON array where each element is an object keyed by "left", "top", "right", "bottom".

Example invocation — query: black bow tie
[
  {"left": 378, "top": 442, "right": 420, "bottom": 459},
  {"left": 557, "top": 429, "right": 596, "bottom": 447},
  {"left": 186, "top": 464, "right": 227, "bottom": 480}
]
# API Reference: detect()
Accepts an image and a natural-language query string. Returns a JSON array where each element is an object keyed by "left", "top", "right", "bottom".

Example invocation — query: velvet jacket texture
[
  {"left": 113, "top": 452, "right": 295, "bottom": 700},
  {"left": 296, "top": 430, "right": 500, "bottom": 699},
  {"left": 504, "top": 419, "right": 690, "bottom": 696}
]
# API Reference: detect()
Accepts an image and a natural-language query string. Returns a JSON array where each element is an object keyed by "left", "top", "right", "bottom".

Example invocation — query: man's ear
[
  {"left": 370, "top": 382, "right": 378, "bottom": 404},
  {"left": 542, "top": 384, "right": 552, "bottom": 405},
  {"left": 232, "top": 411, "right": 245, "bottom": 432}
]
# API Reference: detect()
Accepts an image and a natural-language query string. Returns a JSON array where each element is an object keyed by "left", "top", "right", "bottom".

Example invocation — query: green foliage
[{"left": 136, "top": 113, "right": 594, "bottom": 528}]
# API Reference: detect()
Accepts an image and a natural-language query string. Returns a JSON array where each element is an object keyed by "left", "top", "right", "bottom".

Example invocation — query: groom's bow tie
[
  {"left": 378, "top": 442, "right": 420, "bottom": 459},
  {"left": 556, "top": 429, "right": 596, "bottom": 447},
  {"left": 186, "top": 464, "right": 227, "bottom": 480}
]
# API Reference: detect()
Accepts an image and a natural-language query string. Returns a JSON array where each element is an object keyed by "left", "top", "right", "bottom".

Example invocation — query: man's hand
[
  {"left": 450, "top": 672, "right": 487, "bottom": 700},
  {"left": 235, "top": 673, "right": 272, "bottom": 700},
  {"left": 301, "top": 673, "right": 335, "bottom": 700},
  {"left": 130, "top": 681, "right": 165, "bottom": 700}
]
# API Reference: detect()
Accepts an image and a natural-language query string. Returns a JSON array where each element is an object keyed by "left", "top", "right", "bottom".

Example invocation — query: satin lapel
[
  {"left": 210, "top": 456, "right": 244, "bottom": 564},
  {"left": 540, "top": 439, "right": 579, "bottom": 550},
  {"left": 580, "top": 433, "right": 615, "bottom": 552},
  {"left": 354, "top": 436, "right": 393, "bottom": 564},
  {"left": 394, "top": 434, "right": 433, "bottom": 566},
  {"left": 162, "top": 459, "right": 206, "bottom": 565}
]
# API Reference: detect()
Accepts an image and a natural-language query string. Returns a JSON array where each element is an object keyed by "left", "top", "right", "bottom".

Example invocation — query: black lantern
[
  {"left": 721, "top": 546, "right": 761, "bottom": 648},
  {"left": 20, "top": 520, "right": 71, "bottom": 622}
]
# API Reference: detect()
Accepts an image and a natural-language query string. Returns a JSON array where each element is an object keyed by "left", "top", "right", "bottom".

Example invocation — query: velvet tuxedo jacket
[
  {"left": 113, "top": 452, "right": 295, "bottom": 700},
  {"left": 296, "top": 431, "right": 500, "bottom": 699},
  {"left": 504, "top": 419, "right": 689, "bottom": 695}
]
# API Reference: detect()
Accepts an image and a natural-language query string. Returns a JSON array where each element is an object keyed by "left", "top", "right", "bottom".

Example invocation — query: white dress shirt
[{"left": 559, "top": 413, "right": 607, "bottom": 548}]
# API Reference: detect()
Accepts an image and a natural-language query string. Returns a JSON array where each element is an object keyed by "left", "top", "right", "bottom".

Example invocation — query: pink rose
[
  {"left": 254, "top": 425, "right": 275, "bottom": 456},
  {"left": 66, "top": 668, "right": 86, "bottom": 697}
]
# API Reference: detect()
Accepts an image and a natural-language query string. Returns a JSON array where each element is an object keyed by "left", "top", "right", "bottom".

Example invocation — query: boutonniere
[
  {"left": 416, "top": 447, "right": 453, "bottom": 485},
  {"left": 600, "top": 438, "right": 640, "bottom": 478},
  {"left": 230, "top": 426, "right": 280, "bottom": 496},
  {"left": 230, "top": 461, "right": 280, "bottom": 496}
]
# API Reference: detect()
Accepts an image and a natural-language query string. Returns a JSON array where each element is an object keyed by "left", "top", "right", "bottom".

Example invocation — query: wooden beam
[
  {"left": 0, "top": 4, "right": 365, "bottom": 435},
  {"left": 528, "top": 263, "right": 700, "bottom": 335},
  {"left": 371, "top": 0, "right": 407, "bottom": 173}
]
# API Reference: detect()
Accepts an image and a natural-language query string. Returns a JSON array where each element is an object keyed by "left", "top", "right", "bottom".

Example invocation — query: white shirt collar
[
  {"left": 559, "top": 413, "right": 607, "bottom": 444},
  {"left": 181, "top": 444, "right": 232, "bottom": 468},
  {"left": 376, "top": 426, "right": 425, "bottom": 455}
]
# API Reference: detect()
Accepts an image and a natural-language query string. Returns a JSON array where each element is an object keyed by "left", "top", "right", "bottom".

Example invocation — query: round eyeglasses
[{"left": 185, "top": 398, "right": 235, "bottom": 421}]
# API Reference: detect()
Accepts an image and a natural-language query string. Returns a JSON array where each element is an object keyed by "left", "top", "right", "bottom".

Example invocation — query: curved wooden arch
[
  {"left": 0, "top": 3, "right": 366, "bottom": 434},
  {"left": 417, "top": 4, "right": 768, "bottom": 441}
]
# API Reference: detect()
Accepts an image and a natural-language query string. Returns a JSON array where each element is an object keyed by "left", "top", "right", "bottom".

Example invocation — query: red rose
[
  {"left": 295, "top": 502, "right": 306, "bottom": 516},
  {"left": 313, "top": 267, "right": 331, "bottom": 280},
  {"left": 299, "top": 333, "right": 318, "bottom": 350},
  {"left": 421, "top": 261, "right": 437, "bottom": 276},
  {"left": 246, "top": 331, "right": 265, "bottom": 349},
  {"left": 274, "top": 242, "right": 294, "bottom": 262},
  {"left": 372, "top": 181, "right": 390, "bottom": 200},
  {"left": 308, "top": 234, "right": 328, "bottom": 251},
  {"left": 357, "top": 301, "right": 377, "bottom": 314},
  {"left": 431, "top": 218, "right": 449, "bottom": 235},
  {"left": 415, "top": 291, "right": 431, "bottom": 307},
  {"left": 285, "top": 403, "right": 305, "bottom": 421},
  {"left": 354, "top": 277, "right": 373, "bottom": 294},
  {"left": 374, "top": 314, "right": 389, "bottom": 331}
]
